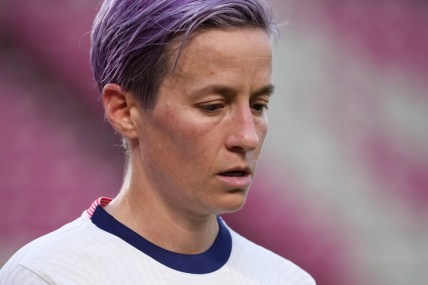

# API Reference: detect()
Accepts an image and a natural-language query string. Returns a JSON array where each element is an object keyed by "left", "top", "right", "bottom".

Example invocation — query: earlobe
[{"left": 102, "top": 83, "right": 139, "bottom": 138}]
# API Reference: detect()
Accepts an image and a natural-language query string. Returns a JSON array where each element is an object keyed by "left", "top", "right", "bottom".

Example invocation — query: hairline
[{"left": 162, "top": 26, "right": 273, "bottom": 93}]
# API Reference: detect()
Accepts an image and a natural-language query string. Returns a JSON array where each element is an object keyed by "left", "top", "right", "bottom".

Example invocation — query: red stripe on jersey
[{"left": 87, "top": 197, "right": 113, "bottom": 217}]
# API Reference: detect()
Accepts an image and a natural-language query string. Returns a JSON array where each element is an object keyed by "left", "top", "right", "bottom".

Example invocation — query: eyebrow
[
  {"left": 190, "top": 83, "right": 275, "bottom": 99},
  {"left": 251, "top": 84, "right": 275, "bottom": 98}
]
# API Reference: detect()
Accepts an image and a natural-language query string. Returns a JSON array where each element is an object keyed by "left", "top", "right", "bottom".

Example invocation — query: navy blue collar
[{"left": 90, "top": 205, "right": 232, "bottom": 274}]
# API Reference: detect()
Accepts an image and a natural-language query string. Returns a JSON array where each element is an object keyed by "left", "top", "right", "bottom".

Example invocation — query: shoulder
[
  {"left": 227, "top": 226, "right": 316, "bottom": 285},
  {"left": 0, "top": 213, "right": 121, "bottom": 284},
  {"left": 0, "top": 263, "right": 50, "bottom": 285}
]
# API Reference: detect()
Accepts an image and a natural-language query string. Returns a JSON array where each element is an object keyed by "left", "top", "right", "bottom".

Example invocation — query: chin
[{"left": 215, "top": 191, "right": 248, "bottom": 215}]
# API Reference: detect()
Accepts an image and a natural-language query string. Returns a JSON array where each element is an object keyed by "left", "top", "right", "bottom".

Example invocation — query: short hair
[{"left": 90, "top": 0, "right": 277, "bottom": 110}]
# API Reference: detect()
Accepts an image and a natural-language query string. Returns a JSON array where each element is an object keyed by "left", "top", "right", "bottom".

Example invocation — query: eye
[
  {"left": 198, "top": 102, "right": 225, "bottom": 113},
  {"left": 251, "top": 102, "right": 269, "bottom": 114}
]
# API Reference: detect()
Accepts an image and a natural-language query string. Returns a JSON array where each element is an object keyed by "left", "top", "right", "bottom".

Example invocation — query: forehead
[{"left": 172, "top": 28, "right": 272, "bottom": 77}]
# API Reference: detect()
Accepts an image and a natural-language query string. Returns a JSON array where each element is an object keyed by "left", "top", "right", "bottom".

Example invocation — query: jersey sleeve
[{"left": 0, "top": 263, "right": 51, "bottom": 285}]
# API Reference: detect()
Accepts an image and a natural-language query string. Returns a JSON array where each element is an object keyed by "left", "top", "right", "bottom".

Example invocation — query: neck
[{"left": 105, "top": 184, "right": 219, "bottom": 254}]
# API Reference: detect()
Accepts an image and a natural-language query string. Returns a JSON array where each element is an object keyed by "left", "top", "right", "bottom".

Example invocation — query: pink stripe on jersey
[{"left": 87, "top": 197, "right": 112, "bottom": 217}]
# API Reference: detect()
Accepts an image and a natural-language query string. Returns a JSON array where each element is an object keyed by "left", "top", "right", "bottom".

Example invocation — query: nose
[{"left": 225, "top": 107, "right": 262, "bottom": 153}]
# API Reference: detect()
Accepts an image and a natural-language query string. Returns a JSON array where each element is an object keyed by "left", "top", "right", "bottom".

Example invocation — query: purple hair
[{"left": 90, "top": 0, "right": 277, "bottom": 110}]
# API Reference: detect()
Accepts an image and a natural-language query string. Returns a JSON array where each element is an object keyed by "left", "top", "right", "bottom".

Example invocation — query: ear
[{"left": 102, "top": 83, "right": 139, "bottom": 139}]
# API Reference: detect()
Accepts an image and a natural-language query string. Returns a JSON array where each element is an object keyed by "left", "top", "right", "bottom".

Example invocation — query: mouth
[
  {"left": 216, "top": 167, "right": 252, "bottom": 188},
  {"left": 218, "top": 170, "right": 250, "bottom": 177}
]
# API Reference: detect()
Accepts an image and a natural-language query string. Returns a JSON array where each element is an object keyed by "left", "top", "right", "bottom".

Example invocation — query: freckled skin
[{"left": 130, "top": 28, "right": 273, "bottom": 219}]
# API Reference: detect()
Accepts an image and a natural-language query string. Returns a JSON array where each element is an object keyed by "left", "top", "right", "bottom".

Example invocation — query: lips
[{"left": 217, "top": 167, "right": 252, "bottom": 188}]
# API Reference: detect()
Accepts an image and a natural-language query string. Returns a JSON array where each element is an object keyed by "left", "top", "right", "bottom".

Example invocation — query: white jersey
[{"left": 0, "top": 198, "right": 315, "bottom": 285}]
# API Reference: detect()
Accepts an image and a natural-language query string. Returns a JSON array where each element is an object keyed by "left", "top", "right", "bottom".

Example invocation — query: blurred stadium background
[{"left": 0, "top": 0, "right": 427, "bottom": 284}]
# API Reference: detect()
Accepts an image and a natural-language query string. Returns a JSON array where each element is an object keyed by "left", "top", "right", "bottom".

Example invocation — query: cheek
[
  {"left": 256, "top": 117, "right": 269, "bottom": 145},
  {"left": 153, "top": 109, "right": 216, "bottom": 160}
]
